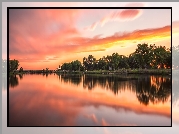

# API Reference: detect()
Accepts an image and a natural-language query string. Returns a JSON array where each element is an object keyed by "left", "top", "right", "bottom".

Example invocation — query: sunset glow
[{"left": 9, "top": 8, "right": 172, "bottom": 70}]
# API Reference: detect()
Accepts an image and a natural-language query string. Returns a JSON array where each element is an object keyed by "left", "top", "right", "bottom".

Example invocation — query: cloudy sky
[{"left": 9, "top": 6, "right": 172, "bottom": 70}]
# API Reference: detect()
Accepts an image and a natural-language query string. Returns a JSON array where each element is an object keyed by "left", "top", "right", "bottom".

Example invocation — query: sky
[{"left": 9, "top": 6, "right": 172, "bottom": 70}]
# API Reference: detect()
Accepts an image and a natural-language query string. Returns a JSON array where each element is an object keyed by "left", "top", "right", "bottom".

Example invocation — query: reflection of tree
[
  {"left": 136, "top": 75, "right": 171, "bottom": 106},
  {"left": 83, "top": 75, "right": 137, "bottom": 94},
  {"left": 136, "top": 76, "right": 151, "bottom": 105},
  {"left": 59, "top": 74, "right": 82, "bottom": 86},
  {"left": 83, "top": 75, "right": 97, "bottom": 90},
  {"left": 83, "top": 75, "right": 171, "bottom": 105},
  {"left": 57, "top": 74, "right": 171, "bottom": 105},
  {"left": 19, "top": 74, "right": 23, "bottom": 80},
  {"left": 9, "top": 75, "right": 19, "bottom": 88},
  {"left": 42, "top": 73, "right": 49, "bottom": 77}
]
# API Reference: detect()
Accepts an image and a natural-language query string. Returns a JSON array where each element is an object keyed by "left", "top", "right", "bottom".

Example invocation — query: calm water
[{"left": 9, "top": 73, "right": 171, "bottom": 126}]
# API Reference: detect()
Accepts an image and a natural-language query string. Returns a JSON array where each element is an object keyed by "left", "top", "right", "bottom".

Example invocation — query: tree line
[
  {"left": 59, "top": 43, "right": 172, "bottom": 71},
  {"left": 6, "top": 43, "right": 178, "bottom": 73}
]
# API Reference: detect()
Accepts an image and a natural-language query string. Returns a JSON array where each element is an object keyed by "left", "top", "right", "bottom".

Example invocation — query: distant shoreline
[{"left": 9, "top": 69, "right": 172, "bottom": 75}]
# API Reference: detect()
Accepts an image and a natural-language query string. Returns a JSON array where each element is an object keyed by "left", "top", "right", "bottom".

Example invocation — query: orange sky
[{"left": 9, "top": 8, "right": 173, "bottom": 70}]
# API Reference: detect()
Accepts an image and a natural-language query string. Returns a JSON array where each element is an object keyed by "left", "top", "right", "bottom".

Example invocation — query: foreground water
[{"left": 8, "top": 73, "right": 171, "bottom": 126}]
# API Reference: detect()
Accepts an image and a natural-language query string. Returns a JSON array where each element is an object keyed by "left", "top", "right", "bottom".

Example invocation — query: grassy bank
[
  {"left": 56, "top": 69, "right": 171, "bottom": 75},
  {"left": 9, "top": 69, "right": 171, "bottom": 76},
  {"left": 126, "top": 69, "right": 171, "bottom": 75}
]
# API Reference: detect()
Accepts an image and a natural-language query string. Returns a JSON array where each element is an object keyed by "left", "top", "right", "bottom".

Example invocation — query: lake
[{"left": 8, "top": 73, "right": 171, "bottom": 126}]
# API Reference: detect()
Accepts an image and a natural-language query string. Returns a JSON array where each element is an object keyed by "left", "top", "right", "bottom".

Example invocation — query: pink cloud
[
  {"left": 9, "top": 9, "right": 82, "bottom": 58},
  {"left": 10, "top": 23, "right": 171, "bottom": 70},
  {"left": 9, "top": 9, "right": 171, "bottom": 70},
  {"left": 119, "top": 9, "right": 142, "bottom": 20}
]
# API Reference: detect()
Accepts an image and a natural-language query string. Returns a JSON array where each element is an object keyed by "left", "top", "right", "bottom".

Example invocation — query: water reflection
[
  {"left": 9, "top": 74, "right": 171, "bottom": 106},
  {"left": 9, "top": 75, "right": 19, "bottom": 88},
  {"left": 9, "top": 74, "right": 171, "bottom": 126},
  {"left": 136, "top": 76, "right": 171, "bottom": 105},
  {"left": 60, "top": 74, "right": 82, "bottom": 86},
  {"left": 9, "top": 74, "right": 25, "bottom": 88},
  {"left": 42, "top": 73, "right": 49, "bottom": 77},
  {"left": 19, "top": 73, "right": 24, "bottom": 80},
  {"left": 58, "top": 74, "right": 171, "bottom": 105}
]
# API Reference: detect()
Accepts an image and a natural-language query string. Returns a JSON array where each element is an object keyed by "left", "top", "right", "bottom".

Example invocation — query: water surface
[{"left": 9, "top": 74, "right": 171, "bottom": 126}]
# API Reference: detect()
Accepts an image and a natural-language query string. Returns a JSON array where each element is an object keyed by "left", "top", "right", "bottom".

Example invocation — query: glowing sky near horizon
[{"left": 9, "top": 8, "right": 172, "bottom": 70}]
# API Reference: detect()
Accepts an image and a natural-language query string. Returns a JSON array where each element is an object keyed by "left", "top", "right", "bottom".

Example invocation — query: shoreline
[{"left": 9, "top": 69, "right": 172, "bottom": 76}]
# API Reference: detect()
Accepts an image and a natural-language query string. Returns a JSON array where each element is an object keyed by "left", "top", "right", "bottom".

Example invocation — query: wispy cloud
[
  {"left": 9, "top": 9, "right": 171, "bottom": 69},
  {"left": 84, "top": 21, "right": 99, "bottom": 31},
  {"left": 69, "top": 25, "right": 170, "bottom": 53},
  {"left": 85, "top": 9, "right": 143, "bottom": 31},
  {"left": 10, "top": 23, "right": 171, "bottom": 69}
]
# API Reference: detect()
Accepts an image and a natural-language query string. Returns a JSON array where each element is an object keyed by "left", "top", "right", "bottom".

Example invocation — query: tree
[
  {"left": 98, "top": 57, "right": 107, "bottom": 70},
  {"left": 83, "top": 55, "right": 96, "bottom": 71},
  {"left": 88, "top": 55, "right": 96, "bottom": 70},
  {"left": 118, "top": 55, "right": 129, "bottom": 69},
  {"left": 111, "top": 53, "right": 120, "bottom": 70},
  {"left": 133, "top": 43, "right": 171, "bottom": 69},
  {"left": 105, "top": 55, "right": 112, "bottom": 70},
  {"left": 83, "top": 57, "right": 88, "bottom": 70},
  {"left": 19, "top": 67, "right": 23, "bottom": 72},
  {"left": 134, "top": 43, "right": 151, "bottom": 69},
  {"left": 71, "top": 60, "right": 82, "bottom": 71},
  {"left": 152, "top": 46, "right": 171, "bottom": 69},
  {"left": 128, "top": 53, "right": 139, "bottom": 69},
  {"left": 9, "top": 59, "right": 19, "bottom": 73},
  {"left": 58, "top": 43, "right": 171, "bottom": 71}
]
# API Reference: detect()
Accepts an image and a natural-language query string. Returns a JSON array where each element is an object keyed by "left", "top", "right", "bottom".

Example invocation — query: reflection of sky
[
  {"left": 2, "top": 77, "right": 179, "bottom": 134},
  {"left": 8, "top": 74, "right": 171, "bottom": 126},
  {"left": 2, "top": 88, "right": 179, "bottom": 133},
  {"left": 78, "top": 105, "right": 170, "bottom": 126}
]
